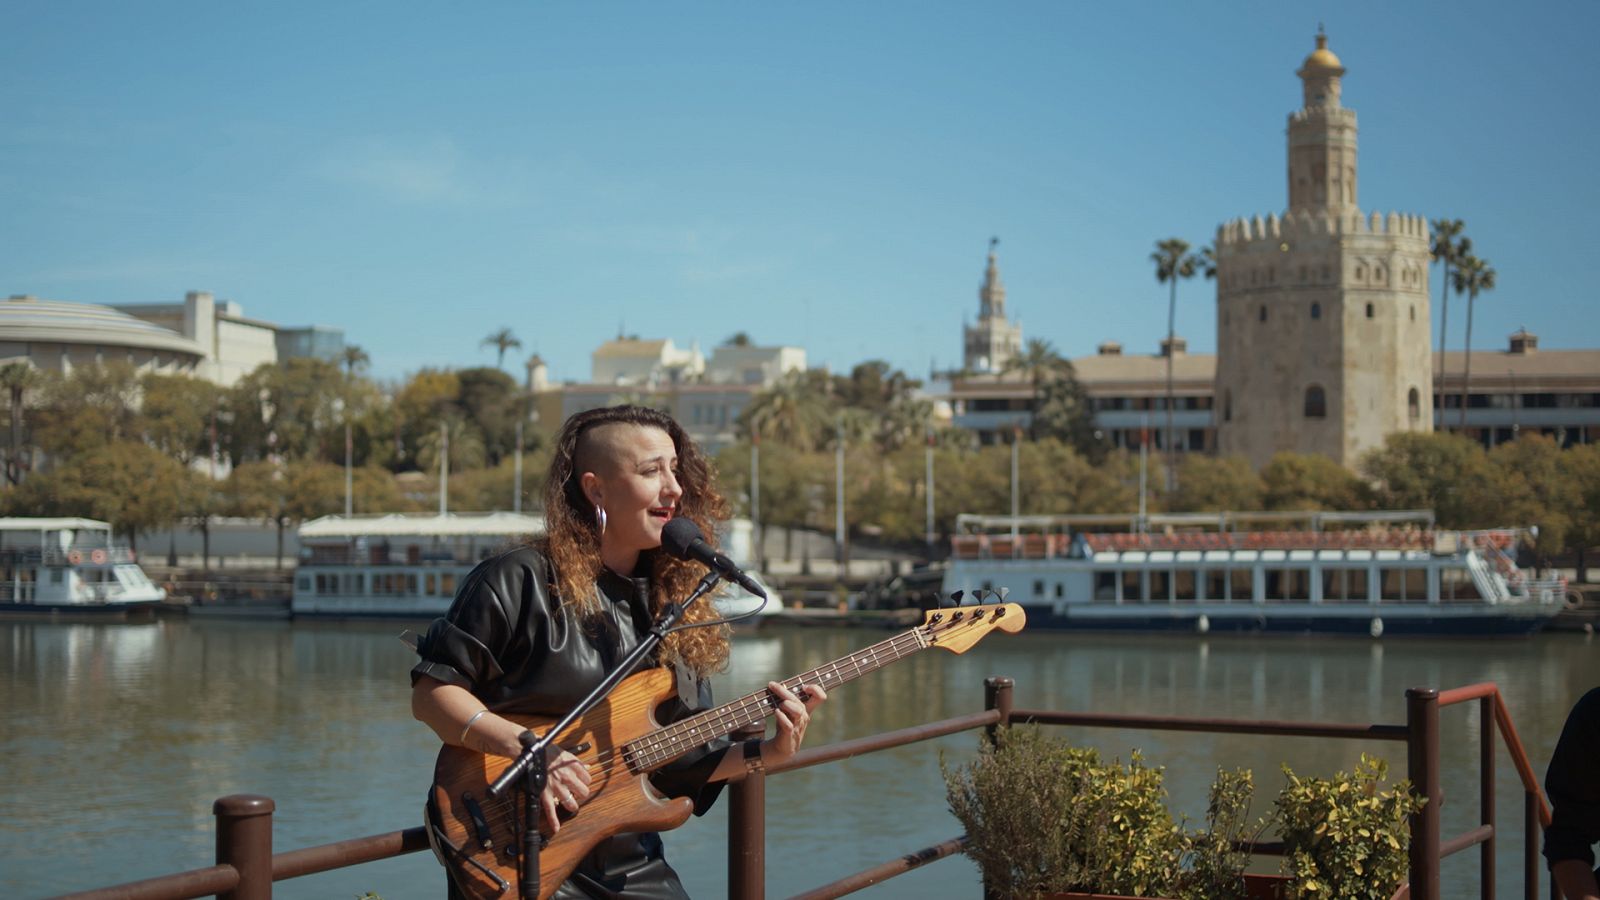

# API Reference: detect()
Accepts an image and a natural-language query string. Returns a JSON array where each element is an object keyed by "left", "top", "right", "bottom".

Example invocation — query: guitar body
[{"left": 429, "top": 666, "right": 694, "bottom": 900}]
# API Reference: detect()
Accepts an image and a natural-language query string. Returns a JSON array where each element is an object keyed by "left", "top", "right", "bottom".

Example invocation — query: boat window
[
  {"left": 1094, "top": 572, "right": 1116, "bottom": 600},
  {"left": 1286, "top": 569, "right": 1310, "bottom": 602},
  {"left": 1122, "top": 570, "right": 1141, "bottom": 603},
  {"left": 1174, "top": 570, "right": 1197, "bottom": 602},
  {"left": 1230, "top": 569, "right": 1254, "bottom": 602},
  {"left": 439, "top": 573, "right": 457, "bottom": 596},
  {"left": 1205, "top": 570, "right": 1226, "bottom": 602},
  {"left": 316, "top": 573, "right": 339, "bottom": 595},
  {"left": 1405, "top": 569, "right": 1427, "bottom": 602},
  {"left": 1033, "top": 579, "right": 1045, "bottom": 597},
  {"left": 1347, "top": 568, "right": 1369, "bottom": 602},
  {"left": 1440, "top": 567, "right": 1480, "bottom": 602},
  {"left": 1322, "top": 568, "right": 1363, "bottom": 603},
  {"left": 296, "top": 576, "right": 309, "bottom": 591},
  {"left": 344, "top": 573, "right": 364, "bottom": 594},
  {"left": 1149, "top": 570, "right": 1170, "bottom": 603},
  {"left": 1380, "top": 569, "right": 1405, "bottom": 601},
  {"left": 51, "top": 568, "right": 64, "bottom": 585},
  {"left": 1054, "top": 582, "right": 1065, "bottom": 599},
  {"left": 425, "top": 574, "right": 437, "bottom": 595}
]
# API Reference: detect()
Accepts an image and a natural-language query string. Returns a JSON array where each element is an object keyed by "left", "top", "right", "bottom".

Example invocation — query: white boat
[
  {"left": 292, "top": 512, "right": 545, "bottom": 618},
  {"left": 0, "top": 517, "right": 166, "bottom": 616},
  {"left": 942, "top": 510, "right": 1568, "bottom": 637}
]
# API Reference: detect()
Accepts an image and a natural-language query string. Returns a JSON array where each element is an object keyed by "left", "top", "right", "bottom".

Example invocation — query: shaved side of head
[{"left": 574, "top": 422, "right": 651, "bottom": 480}]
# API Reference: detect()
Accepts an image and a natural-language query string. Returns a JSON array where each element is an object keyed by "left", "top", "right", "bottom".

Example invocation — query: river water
[{"left": 2, "top": 617, "right": 1596, "bottom": 899}]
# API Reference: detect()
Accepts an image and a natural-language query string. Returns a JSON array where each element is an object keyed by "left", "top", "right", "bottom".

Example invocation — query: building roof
[
  {"left": 298, "top": 512, "right": 546, "bottom": 539},
  {"left": 593, "top": 338, "right": 670, "bottom": 359},
  {"left": 1436, "top": 349, "right": 1600, "bottom": 390},
  {"left": 0, "top": 295, "right": 205, "bottom": 357},
  {"left": 0, "top": 517, "right": 113, "bottom": 533}
]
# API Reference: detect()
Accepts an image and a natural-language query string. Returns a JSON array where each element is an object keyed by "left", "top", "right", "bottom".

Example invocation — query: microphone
[{"left": 661, "top": 518, "right": 767, "bottom": 599}]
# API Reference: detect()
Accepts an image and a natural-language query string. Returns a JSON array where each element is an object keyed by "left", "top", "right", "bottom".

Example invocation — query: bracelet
[
  {"left": 460, "top": 709, "right": 491, "bottom": 743},
  {"left": 742, "top": 739, "right": 765, "bottom": 776}
]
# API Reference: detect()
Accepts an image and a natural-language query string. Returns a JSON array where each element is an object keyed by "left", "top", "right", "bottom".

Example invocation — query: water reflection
[{"left": 1, "top": 620, "right": 1594, "bottom": 898}]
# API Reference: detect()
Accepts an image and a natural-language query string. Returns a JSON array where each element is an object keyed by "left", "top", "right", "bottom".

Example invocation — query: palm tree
[
  {"left": 1151, "top": 238, "right": 1200, "bottom": 483},
  {"left": 340, "top": 344, "right": 370, "bottom": 379},
  {"left": 480, "top": 328, "right": 523, "bottom": 370},
  {"left": 1453, "top": 253, "right": 1497, "bottom": 430},
  {"left": 0, "top": 361, "right": 41, "bottom": 486},
  {"left": 741, "top": 370, "right": 833, "bottom": 451},
  {"left": 1429, "top": 219, "right": 1467, "bottom": 386},
  {"left": 1003, "top": 338, "right": 1068, "bottom": 424}
]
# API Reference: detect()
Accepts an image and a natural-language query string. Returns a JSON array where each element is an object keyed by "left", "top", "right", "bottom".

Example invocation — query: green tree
[
  {"left": 7, "top": 440, "right": 186, "bottom": 550},
  {"left": 1428, "top": 219, "right": 1467, "bottom": 384},
  {"left": 0, "top": 361, "right": 43, "bottom": 485},
  {"left": 740, "top": 369, "right": 834, "bottom": 451},
  {"left": 139, "top": 372, "right": 221, "bottom": 466},
  {"left": 722, "top": 331, "right": 752, "bottom": 347},
  {"left": 454, "top": 367, "right": 519, "bottom": 465},
  {"left": 1562, "top": 443, "right": 1600, "bottom": 583},
  {"left": 228, "top": 459, "right": 346, "bottom": 567},
  {"left": 224, "top": 358, "right": 345, "bottom": 464},
  {"left": 1484, "top": 435, "right": 1571, "bottom": 564},
  {"left": 32, "top": 362, "right": 142, "bottom": 458},
  {"left": 1031, "top": 365, "right": 1107, "bottom": 462},
  {"left": 1172, "top": 455, "right": 1263, "bottom": 512},
  {"left": 1358, "top": 432, "right": 1494, "bottom": 528},
  {"left": 1151, "top": 238, "right": 1201, "bottom": 477},
  {"left": 480, "top": 327, "right": 522, "bottom": 370},
  {"left": 341, "top": 344, "right": 370, "bottom": 378},
  {"left": 1260, "top": 453, "right": 1368, "bottom": 511},
  {"left": 417, "top": 412, "right": 487, "bottom": 475},
  {"left": 392, "top": 368, "right": 461, "bottom": 469},
  {"left": 1452, "top": 253, "right": 1497, "bottom": 429}
]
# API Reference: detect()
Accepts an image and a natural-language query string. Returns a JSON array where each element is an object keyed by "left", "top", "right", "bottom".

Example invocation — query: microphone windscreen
[{"left": 661, "top": 517, "right": 703, "bottom": 560}]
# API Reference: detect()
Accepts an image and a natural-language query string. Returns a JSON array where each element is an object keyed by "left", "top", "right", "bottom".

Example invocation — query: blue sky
[{"left": 4, "top": 2, "right": 1595, "bottom": 384}]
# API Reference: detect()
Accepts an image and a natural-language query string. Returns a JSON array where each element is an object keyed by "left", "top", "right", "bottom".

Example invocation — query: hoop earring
[{"left": 594, "top": 505, "right": 607, "bottom": 536}]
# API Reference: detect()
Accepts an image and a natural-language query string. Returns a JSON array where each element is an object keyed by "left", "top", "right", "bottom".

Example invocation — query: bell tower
[{"left": 963, "top": 238, "right": 1023, "bottom": 373}]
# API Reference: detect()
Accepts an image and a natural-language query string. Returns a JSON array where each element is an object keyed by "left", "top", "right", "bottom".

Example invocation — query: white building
[{"left": 590, "top": 337, "right": 705, "bottom": 386}]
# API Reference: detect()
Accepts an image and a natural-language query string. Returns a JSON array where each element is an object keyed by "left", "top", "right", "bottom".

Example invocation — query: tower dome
[{"left": 1298, "top": 32, "right": 1344, "bottom": 77}]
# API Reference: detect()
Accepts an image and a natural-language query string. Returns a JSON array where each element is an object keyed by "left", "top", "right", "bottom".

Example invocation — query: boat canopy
[
  {"left": 299, "top": 512, "right": 546, "bottom": 540},
  {"left": 0, "top": 517, "right": 114, "bottom": 533}
]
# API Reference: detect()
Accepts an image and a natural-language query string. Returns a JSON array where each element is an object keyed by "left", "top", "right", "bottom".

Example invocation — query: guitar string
[
  {"left": 456, "top": 624, "right": 950, "bottom": 836},
  {"left": 457, "top": 611, "right": 1005, "bottom": 839},
  {"left": 464, "top": 629, "right": 929, "bottom": 835}
]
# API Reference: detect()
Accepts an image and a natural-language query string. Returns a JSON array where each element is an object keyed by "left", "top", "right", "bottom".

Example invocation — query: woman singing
[{"left": 410, "top": 404, "right": 826, "bottom": 899}]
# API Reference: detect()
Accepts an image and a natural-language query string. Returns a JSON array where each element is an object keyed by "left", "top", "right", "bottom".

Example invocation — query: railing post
[
  {"left": 982, "top": 677, "right": 1014, "bottom": 900},
  {"left": 1407, "top": 688, "right": 1441, "bottom": 900},
  {"left": 1481, "top": 694, "right": 1496, "bottom": 899},
  {"left": 729, "top": 725, "right": 766, "bottom": 900},
  {"left": 215, "top": 794, "right": 274, "bottom": 900},
  {"left": 984, "top": 676, "right": 1014, "bottom": 743},
  {"left": 1528, "top": 791, "right": 1544, "bottom": 900}
]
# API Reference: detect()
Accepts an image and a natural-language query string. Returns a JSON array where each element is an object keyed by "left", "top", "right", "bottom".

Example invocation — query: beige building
[{"left": 1213, "top": 32, "right": 1433, "bottom": 468}]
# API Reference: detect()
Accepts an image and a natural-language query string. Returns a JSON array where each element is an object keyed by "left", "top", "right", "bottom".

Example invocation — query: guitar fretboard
[{"left": 625, "top": 625, "right": 931, "bottom": 771}]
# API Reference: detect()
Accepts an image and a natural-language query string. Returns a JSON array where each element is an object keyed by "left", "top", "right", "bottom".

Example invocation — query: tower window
[
  {"left": 1224, "top": 389, "right": 1233, "bottom": 422},
  {"left": 1408, "top": 387, "right": 1421, "bottom": 421},
  {"left": 1305, "top": 385, "right": 1327, "bottom": 419},
  {"left": 1259, "top": 305, "right": 1268, "bottom": 323},
  {"left": 1366, "top": 303, "right": 1375, "bottom": 319},
  {"left": 1410, "top": 305, "right": 1416, "bottom": 322},
  {"left": 1311, "top": 302, "right": 1321, "bottom": 320}
]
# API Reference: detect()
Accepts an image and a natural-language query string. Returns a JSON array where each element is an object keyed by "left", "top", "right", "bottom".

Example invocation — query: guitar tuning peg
[
  {"left": 945, "top": 590, "right": 964, "bottom": 608},
  {"left": 995, "top": 587, "right": 1009, "bottom": 602}
]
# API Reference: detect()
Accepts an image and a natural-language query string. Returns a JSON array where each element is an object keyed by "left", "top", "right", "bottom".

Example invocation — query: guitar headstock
[{"left": 921, "top": 602, "right": 1026, "bottom": 653}]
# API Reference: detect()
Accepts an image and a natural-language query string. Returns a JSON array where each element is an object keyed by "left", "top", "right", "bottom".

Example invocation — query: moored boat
[
  {"left": 943, "top": 510, "right": 1568, "bottom": 636},
  {"left": 0, "top": 517, "right": 166, "bottom": 618},
  {"left": 292, "top": 512, "right": 545, "bottom": 618}
]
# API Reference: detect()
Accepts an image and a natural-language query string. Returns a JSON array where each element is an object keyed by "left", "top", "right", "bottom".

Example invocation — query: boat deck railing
[{"left": 49, "top": 678, "right": 1560, "bottom": 900}]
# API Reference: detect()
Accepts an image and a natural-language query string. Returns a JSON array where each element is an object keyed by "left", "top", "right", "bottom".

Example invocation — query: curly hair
[{"left": 538, "top": 404, "right": 731, "bottom": 676}]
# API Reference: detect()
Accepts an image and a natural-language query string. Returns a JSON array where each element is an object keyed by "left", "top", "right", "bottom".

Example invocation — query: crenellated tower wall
[{"left": 1213, "top": 34, "right": 1433, "bottom": 470}]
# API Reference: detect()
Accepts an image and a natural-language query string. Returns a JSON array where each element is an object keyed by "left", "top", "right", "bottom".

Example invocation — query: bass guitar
[{"left": 426, "top": 601, "right": 1025, "bottom": 899}]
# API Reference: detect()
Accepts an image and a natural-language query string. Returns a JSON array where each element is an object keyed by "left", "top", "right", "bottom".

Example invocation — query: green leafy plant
[
  {"left": 943, "top": 727, "right": 1260, "bottom": 899},
  {"left": 1274, "top": 753, "right": 1424, "bottom": 899}
]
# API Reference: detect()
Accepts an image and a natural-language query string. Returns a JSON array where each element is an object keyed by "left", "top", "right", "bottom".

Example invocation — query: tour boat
[
  {"left": 942, "top": 511, "right": 1568, "bottom": 636},
  {"left": 0, "top": 517, "right": 166, "bottom": 617},
  {"left": 291, "top": 512, "right": 546, "bottom": 618},
  {"left": 292, "top": 512, "right": 775, "bottom": 622}
]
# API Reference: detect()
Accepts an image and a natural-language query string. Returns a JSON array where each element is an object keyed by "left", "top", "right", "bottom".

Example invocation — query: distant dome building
[
  {"left": 1213, "top": 31, "right": 1433, "bottom": 468},
  {"left": 0, "top": 294, "right": 205, "bottom": 376}
]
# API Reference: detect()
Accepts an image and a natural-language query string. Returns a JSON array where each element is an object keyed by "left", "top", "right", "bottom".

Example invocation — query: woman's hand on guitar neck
[{"left": 761, "top": 680, "right": 828, "bottom": 767}]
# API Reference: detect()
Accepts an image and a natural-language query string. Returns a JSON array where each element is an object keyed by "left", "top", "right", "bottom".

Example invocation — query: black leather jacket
[{"left": 413, "top": 544, "right": 729, "bottom": 899}]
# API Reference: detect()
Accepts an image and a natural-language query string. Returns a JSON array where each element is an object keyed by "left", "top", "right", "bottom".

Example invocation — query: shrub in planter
[
  {"left": 1273, "top": 753, "right": 1424, "bottom": 899},
  {"left": 943, "top": 727, "right": 1261, "bottom": 899}
]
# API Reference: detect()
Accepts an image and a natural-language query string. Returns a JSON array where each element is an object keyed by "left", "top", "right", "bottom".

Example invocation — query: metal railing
[{"left": 50, "top": 678, "right": 1559, "bottom": 900}]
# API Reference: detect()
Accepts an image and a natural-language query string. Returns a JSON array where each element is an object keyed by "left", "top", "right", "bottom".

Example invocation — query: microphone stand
[{"left": 486, "top": 569, "right": 725, "bottom": 900}]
